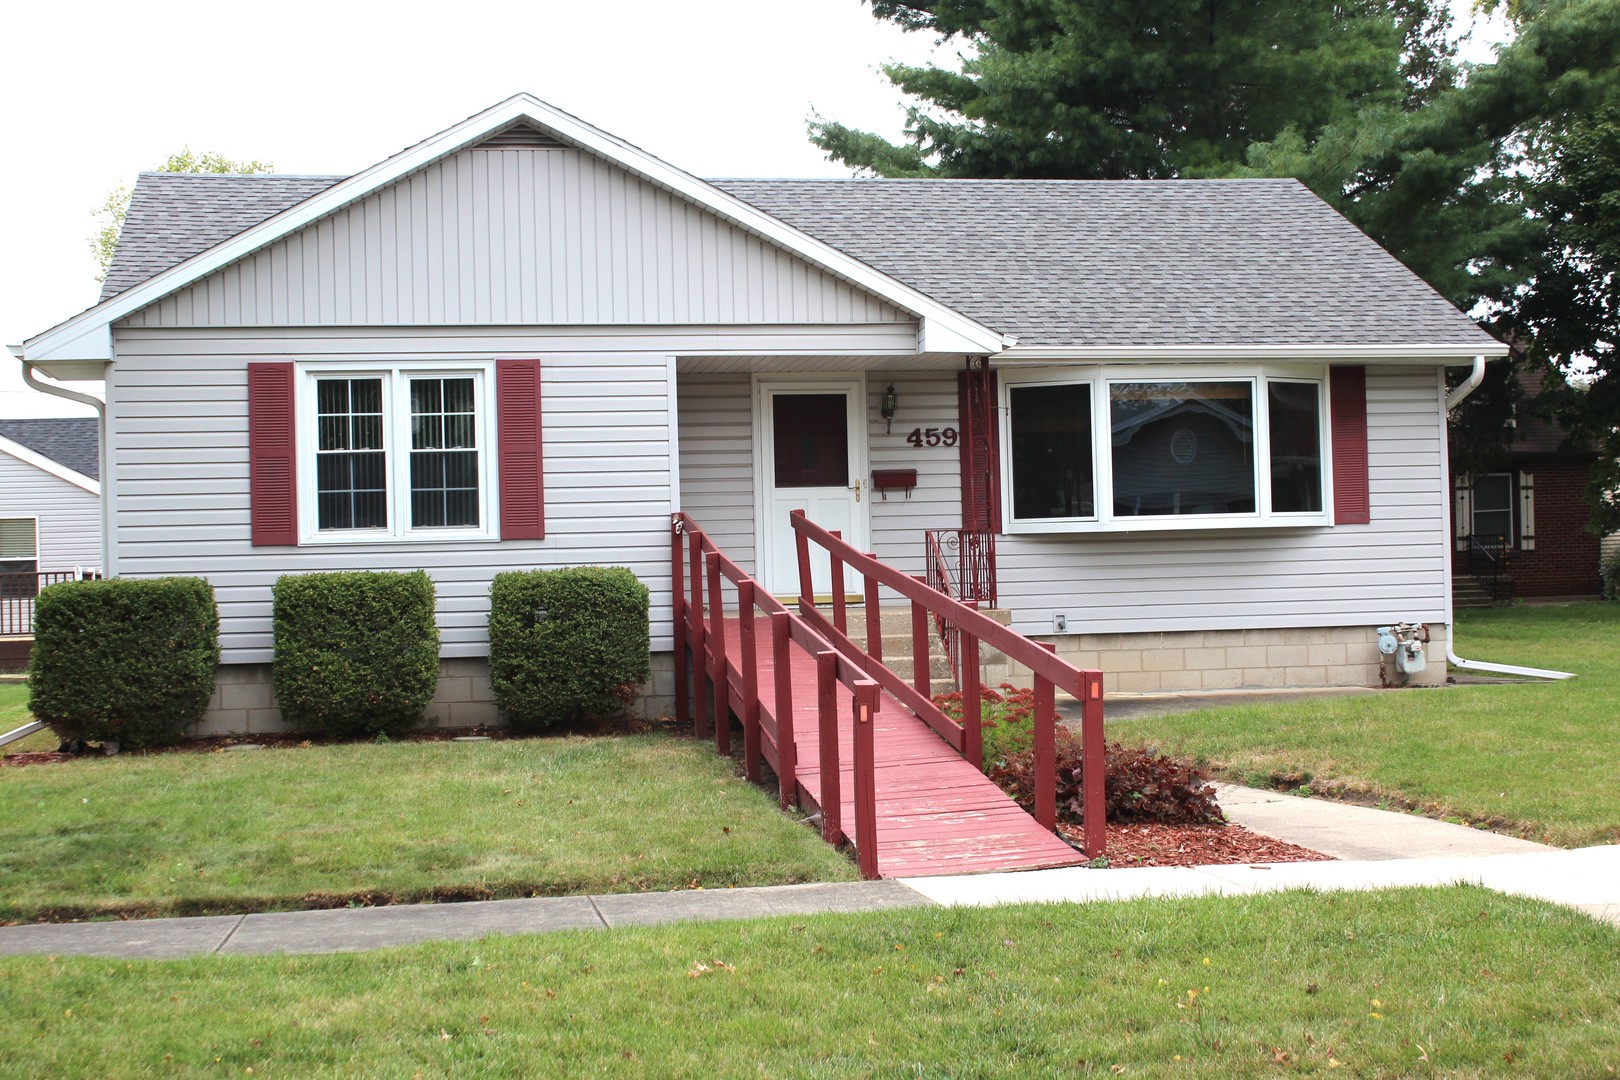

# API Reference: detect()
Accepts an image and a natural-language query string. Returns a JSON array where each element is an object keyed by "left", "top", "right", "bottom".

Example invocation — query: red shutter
[
  {"left": 248, "top": 362, "right": 298, "bottom": 546},
  {"left": 1329, "top": 365, "right": 1371, "bottom": 525},
  {"left": 497, "top": 358, "right": 545, "bottom": 540},
  {"left": 958, "top": 365, "right": 1002, "bottom": 532}
]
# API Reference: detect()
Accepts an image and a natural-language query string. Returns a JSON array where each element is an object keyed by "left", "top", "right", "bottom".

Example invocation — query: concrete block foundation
[
  {"left": 994, "top": 624, "right": 1449, "bottom": 693},
  {"left": 195, "top": 652, "right": 677, "bottom": 738}
]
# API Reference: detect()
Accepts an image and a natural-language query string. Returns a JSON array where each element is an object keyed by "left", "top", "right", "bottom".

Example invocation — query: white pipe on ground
[{"left": 1443, "top": 354, "right": 1577, "bottom": 681}]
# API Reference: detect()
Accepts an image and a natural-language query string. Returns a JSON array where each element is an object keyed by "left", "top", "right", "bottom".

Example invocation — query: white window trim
[
  {"left": 999, "top": 364, "right": 1335, "bottom": 534},
  {"left": 0, "top": 516, "right": 40, "bottom": 564},
  {"left": 294, "top": 360, "right": 501, "bottom": 545}
]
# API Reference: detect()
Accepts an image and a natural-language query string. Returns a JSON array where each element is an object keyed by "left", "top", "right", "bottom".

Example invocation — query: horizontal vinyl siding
[
  {"left": 111, "top": 324, "right": 911, "bottom": 663},
  {"left": 125, "top": 148, "right": 910, "bottom": 330},
  {"left": 676, "top": 373, "right": 755, "bottom": 572},
  {"left": 866, "top": 371, "right": 962, "bottom": 578},
  {"left": 111, "top": 330, "right": 677, "bottom": 662},
  {"left": 997, "top": 367, "right": 1451, "bottom": 634},
  {"left": 0, "top": 455, "right": 101, "bottom": 571},
  {"left": 674, "top": 368, "right": 962, "bottom": 593}
]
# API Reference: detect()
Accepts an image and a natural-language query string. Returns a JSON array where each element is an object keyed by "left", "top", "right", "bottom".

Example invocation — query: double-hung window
[
  {"left": 1002, "top": 366, "right": 1333, "bottom": 532},
  {"left": 299, "top": 364, "right": 499, "bottom": 542}
]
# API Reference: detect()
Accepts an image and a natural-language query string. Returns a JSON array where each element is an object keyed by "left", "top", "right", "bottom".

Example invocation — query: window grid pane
[
  {"left": 1268, "top": 381, "right": 1323, "bottom": 513},
  {"left": 315, "top": 378, "right": 388, "bottom": 531},
  {"left": 409, "top": 377, "right": 479, "bottom": 529},
  {"left": 1010, "top": 384, "right": 1094, "bottom": 519},
  {"left": 1110, "top": 381, "right": 1255, "bottom": 517}
]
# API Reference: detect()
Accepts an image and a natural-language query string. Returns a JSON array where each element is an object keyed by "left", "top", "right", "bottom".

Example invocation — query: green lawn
[
  {"left": 1118, "top": 603, "right": 1620, "bottom": 847},
  {"left": 0, "top": 682, "right": 54, "bottom": 755},
  {"left": 0, "top": 734, "right": 856, "bottom": 921},
  {"left": 0, "top": 887, "right": 1615, "bottom": 1077}
]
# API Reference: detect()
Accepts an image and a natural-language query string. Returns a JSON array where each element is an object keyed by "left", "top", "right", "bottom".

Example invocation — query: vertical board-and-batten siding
[
  {"left": 675, "top": 370, "right": 967, "bottom": 584},
  {"left": 0, "top": 454, "right": 101, "bottom": 571},
  {"left": 109, "top": 325, "right": 917, "bottom": 663},
  {"left": 122, "top": 148, "right": 909, "bottom": 330},
  {"left": 996, "top": 367, "right": 1452, "bottom": 634}
]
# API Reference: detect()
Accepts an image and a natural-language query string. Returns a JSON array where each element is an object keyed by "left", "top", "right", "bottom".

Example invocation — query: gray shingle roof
[
  {"left": 100, "top": 173, "right": 343, "bottom": 301},
  {"left": 0, "top": 418, "right": 100, "bottom": 480},
  {"left": 97, "top": 171, "right": 1495, "bottom": 349},
  {"left": 712, "top": 178, "right": 1497, "bottom": 348}
]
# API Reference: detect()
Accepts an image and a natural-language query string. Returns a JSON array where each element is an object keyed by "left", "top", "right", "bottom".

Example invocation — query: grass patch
[
  {"left": 0, "top": 682, "right": 55, "bottom": 755},
  {"left": 1118, "top": 603, "right": 1620, "bottom": 847},
  {"left": 0, "top": 887, "right": 1615, "bottom": 1076},
  {"left": 0, "top": 734, "right": 855, "bottom": 921}
]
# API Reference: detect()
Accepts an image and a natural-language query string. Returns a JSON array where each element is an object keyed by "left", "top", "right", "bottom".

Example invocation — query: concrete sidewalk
[{"left": 2, "top": 788, "right": 1615, "bottom": 960}]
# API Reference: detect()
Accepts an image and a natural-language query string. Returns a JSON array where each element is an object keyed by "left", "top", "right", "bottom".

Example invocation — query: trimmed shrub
[
  {"left": 991, "top": 732, "right": 1224, "bottom": 825},
  {"left": 1603, "top": 545, "right": 1620, "bottom": 600},
  {"left": 29, "top": 576, "right": 220, "bottom": 749},
  {"left": 488, "top": 566, "right": 651, "bottom": 729},
  {"left": 272, "top": 570, "right": 439, "bottom": 738}
]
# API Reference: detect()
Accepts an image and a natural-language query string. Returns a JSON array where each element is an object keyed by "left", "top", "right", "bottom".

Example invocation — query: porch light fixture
[{"left": 881, "top": 383, "right": 899, "bottom": 433}]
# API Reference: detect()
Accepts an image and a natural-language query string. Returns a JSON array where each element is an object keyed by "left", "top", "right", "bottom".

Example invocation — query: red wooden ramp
[
  {"left": 674, "top": 511, "right": 1107, "bottom": 880},
  {"left": 731, "top": 616, "right": 1083, "bottom": 877}
]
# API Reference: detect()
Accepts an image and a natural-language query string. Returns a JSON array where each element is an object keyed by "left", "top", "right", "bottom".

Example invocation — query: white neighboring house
[
  {"left": 11, "top": 94, "right": 1507, "bottom": 733},
  {"left": 0, "top": 419, "right": 101, "bottom": 645}
]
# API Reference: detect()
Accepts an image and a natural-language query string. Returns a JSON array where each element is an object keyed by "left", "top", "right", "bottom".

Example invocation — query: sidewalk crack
[
  {"left": 586, "top": 895, "right": 609, "bottom": 928},
  {"left": 214, "top": 914, "right": 248, "bottom": 955}
]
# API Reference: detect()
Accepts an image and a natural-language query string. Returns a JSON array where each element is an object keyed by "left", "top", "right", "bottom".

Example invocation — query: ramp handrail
[
  {"left": 673, "top": 512, "right": 883, "bottom": 878},
  {"left": 792, "top": 509, "right": 1106, "bottom": 858}
]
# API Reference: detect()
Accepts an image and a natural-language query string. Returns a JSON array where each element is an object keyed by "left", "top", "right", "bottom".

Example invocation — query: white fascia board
[
  {"left": 0, "top": 434, "right": 99, "bottom": 495},
  {"left": 1001, "top": 342, "right": 1509, "bottom": 364},
  {"left": 22, "top": 94, "right": 1008, "bottom": 360}
]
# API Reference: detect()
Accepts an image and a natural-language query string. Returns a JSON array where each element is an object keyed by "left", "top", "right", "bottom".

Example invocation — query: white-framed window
[
  {"left": 1000, "top": 365, "right": 1333, "bottom": 533},
  {"left": 0, "top": 517, "right": 39, "bottom": 583},
  {"left": 296, "top": 362, "right": 499, "bottom": 543},
  {"left": 1470, "top": 472, "right": 1514, "bottom": 543}
]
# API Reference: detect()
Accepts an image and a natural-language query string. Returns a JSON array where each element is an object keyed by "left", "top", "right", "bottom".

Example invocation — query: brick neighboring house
[{"left": 1452, "top": 367, "right": 1603, "bottom": 601}]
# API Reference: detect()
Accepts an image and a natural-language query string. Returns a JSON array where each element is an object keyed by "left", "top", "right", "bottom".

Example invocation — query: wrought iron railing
[
  {"left": 1464, "top": 534, "right": 1511, "bottom": 601},
  {"left": 924, "top": 529, "right": 996, "bottom": 682},
  {"left": 0, "top": 570, "right": 100, "bottom": 637}
]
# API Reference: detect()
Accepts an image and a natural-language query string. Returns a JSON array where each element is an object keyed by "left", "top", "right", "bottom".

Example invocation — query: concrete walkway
[{"left": 2, "top": 789, "right": 1615, "bottom": 960}]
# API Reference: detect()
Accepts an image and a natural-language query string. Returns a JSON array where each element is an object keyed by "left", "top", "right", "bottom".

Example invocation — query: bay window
[{"left": 1001, "top": 367, "right": 1332, "bottom": 532}]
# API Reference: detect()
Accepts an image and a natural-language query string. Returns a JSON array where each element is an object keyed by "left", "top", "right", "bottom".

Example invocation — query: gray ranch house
[{"left": 12, "top": 94, "right": 1505, "bottom": 733}]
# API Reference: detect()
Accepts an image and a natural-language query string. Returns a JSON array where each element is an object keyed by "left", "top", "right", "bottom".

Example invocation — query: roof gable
[
  {"left": 0, "top": 418, "right": 99, "bottom": 491},
  {"left": 22, "top": 94, "right": 1004, "bottom": 362},
  {"left": 101, "top": 173, "right": 341, "bottom": 302},
  {"left": 120, "top": 145, "right": 910, "bottom": 331}
]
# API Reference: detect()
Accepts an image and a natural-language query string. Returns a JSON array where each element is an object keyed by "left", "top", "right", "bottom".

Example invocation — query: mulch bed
[{"left": 1060, "top": 821, "right": 1332, "bottom": 868}]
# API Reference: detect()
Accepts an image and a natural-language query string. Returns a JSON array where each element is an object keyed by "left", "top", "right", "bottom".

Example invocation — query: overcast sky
[{"left": 0, "top": 0, "right": 1508, "bottom": 418}]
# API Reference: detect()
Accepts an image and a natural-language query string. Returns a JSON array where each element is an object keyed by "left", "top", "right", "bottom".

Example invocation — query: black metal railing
[
  {"left": 924, "top": 529, "right": 997, "bottom": 682},
  {"left": 0, "top": 570, "right": 100, "bottom": 637},
  {"left": 1464, "top": 534, "right": 1511, "bottom": 601}
]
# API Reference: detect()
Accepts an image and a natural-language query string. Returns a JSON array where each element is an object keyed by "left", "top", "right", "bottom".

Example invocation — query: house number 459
[{"left": 905, "top": 427, "right": 958, "bottom": 448}]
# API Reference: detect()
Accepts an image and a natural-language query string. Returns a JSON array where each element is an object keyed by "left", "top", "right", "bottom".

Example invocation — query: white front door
[{"left": 755, "top": 377, "right": 869, "bottom": 597}]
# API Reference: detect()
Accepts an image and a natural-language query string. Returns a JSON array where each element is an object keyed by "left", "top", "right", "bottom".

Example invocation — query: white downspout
[
  {"left": 11, "top": 353, "right": 114, "bottom": 579},
  {"left": 1443, "top": 354, "right": 1574, "bottom": 680}
]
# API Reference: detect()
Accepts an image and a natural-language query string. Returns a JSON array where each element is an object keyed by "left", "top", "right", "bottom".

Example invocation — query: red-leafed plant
[
  {"left": 990, "top": 729, "right": 1223, "bottom": 826},
  {"left": 934, "top": 683, "right": 1036, "bottom": 770}
]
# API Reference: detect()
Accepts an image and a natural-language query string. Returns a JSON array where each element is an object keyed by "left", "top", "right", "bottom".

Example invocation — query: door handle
[{"left": 852, "top": 479, "right": 862, "bottom": 504}]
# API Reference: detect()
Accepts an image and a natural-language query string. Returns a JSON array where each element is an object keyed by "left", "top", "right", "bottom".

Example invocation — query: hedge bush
[
  {"left": 29, "top": 576, "right": 220, "bottom": 749},
  {"left": 272, "top": 570, "right": 439, "bottom": 738},
  {"left": 488, "top": 566, "right": 651, "bottom": 729}
]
